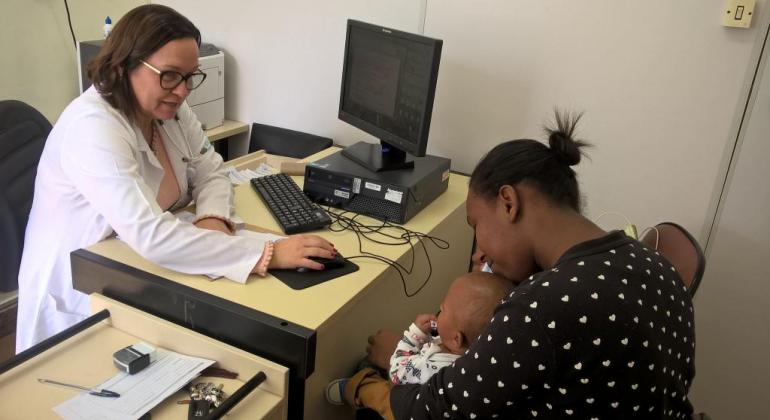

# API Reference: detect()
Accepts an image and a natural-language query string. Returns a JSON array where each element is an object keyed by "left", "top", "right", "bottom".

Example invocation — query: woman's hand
[
  {"left": 268, "top": 234, "right": 336, "bottom": 270},
  {"left": 366, "top": 328, "right": 401, "bottom": 370},
  {"left": 195, "top": 217, "right": 232, "bottom": 235}
]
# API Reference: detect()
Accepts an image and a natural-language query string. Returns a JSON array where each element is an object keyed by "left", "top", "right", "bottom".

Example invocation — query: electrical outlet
[{"left": 722, "top": 0, "right": 755, "bottom": 28}]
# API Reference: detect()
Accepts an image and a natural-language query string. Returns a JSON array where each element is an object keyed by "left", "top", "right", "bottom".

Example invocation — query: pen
[{"left": 38, "top": 378, "right": 121, "bottom": 398}]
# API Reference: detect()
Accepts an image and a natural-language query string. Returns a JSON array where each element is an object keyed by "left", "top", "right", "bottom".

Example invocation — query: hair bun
[
  {"left": 545, "top": 110, "right": 588, "bottom": 167},
  {"left": 548, "top": 131, "right": 581, "bottom": 166}
]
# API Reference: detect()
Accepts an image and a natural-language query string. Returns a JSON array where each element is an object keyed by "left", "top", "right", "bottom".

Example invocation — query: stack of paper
[
  {"left": 54, "top": 349, "right": 215, "bottom": 420},
  {"left": 226, "top": 163, "right": 277, "bottom": 185}
]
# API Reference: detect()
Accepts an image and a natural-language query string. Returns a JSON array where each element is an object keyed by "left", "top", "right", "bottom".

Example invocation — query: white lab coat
[{"left": 16, "top": 87, "right": 265, "bottom": 352}]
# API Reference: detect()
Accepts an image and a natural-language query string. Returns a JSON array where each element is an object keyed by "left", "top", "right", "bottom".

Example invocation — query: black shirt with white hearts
[{"left": 390, "top": 230, "right": 695, "bottom": 419}]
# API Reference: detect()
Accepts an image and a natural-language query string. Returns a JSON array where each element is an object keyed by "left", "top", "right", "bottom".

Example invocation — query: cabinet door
[{"left": 691, "top": 36, "right": 770, "bottom": 418}]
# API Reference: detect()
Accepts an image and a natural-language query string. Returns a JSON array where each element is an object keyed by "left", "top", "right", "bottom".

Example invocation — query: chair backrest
[
  {"left": 640, "top": 222, "right": 706, "bottom": 296},
  {"left": 0, "top": 100, "right": 51, "bottom": 292},
  {"left": 248, "top": 122, "right": 333, "bottom": 159}
]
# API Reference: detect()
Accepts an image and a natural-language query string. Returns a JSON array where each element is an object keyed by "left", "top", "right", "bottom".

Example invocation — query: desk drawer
[{"left": 0, "top": 294, "right": 288, "bottom": 419}]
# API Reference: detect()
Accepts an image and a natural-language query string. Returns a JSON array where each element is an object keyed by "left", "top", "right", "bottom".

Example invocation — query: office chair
[
  {"left": 248, "top": 122, "right": 333, "bottom": 159},
  {"left": 0, "top": 100, "right": 51, "bottom": 292},
  {"left": 640, "top": 222, "right": 706, "bottom": 297}
]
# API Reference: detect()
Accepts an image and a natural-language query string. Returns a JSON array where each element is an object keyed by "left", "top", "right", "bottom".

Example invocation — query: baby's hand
[{"left": 414, "top": 313, "right": 437, "bottom": 335}]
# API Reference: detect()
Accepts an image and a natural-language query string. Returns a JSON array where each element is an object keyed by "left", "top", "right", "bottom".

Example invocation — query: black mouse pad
[{"left": 269, "top": 260, "right": 359, "bottom": 290}]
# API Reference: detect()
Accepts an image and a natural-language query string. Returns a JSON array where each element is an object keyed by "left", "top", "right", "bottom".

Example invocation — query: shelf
[{"left": 205, "top": 119, "right": 250, "bottom": 143}]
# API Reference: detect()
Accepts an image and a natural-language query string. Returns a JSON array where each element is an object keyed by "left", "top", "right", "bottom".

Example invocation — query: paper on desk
[
  {"left": 54, "top": 349, "right": 214, "bottom": 420},
  {"left": 226, "top": 163, "right": 277, "bottom": 185}
]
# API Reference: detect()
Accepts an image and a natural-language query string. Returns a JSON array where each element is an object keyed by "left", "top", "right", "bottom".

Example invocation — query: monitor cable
[
  {"left": 63, "top": 0, "right": 77, "bottom": 48},
  {"left": 323, "top": 207, "right": 449, "bottom": 298}
]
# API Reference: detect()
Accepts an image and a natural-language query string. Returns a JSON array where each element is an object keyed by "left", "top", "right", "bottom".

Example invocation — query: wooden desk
[
  {"left": 71, "top": 149, "right": 474, "bottom": 419},
  {"left": 0, "top": 294, "right": 288, "bottom": 419}
]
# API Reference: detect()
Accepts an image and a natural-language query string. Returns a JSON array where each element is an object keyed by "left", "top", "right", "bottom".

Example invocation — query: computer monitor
[
  {"left": 338, "top": 20, "right": 442, "bottom": 172},
  {"left": 77, "top": 40, "right": 104, "bottom": 93}
]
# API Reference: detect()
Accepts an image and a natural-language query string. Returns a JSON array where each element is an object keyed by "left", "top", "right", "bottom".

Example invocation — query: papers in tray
[
  {"left": 226, "top": 163, "right": 277, "bottom": 185},
  {"left": 54, "top": 348, "right": 215, "bottom": 420}
]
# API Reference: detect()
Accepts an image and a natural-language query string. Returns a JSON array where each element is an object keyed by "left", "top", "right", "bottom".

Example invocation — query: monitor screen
[
  {"left": 77, "top": 40, "right": 104, "bottom": 93},
  {"left": 338, "top": 20, "right": 442, "bottom": 158}
]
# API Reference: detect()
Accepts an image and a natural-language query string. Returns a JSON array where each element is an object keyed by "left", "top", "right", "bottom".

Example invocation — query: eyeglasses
[{"left": 139, "top": 60, "right": 207, "bottom": 91}]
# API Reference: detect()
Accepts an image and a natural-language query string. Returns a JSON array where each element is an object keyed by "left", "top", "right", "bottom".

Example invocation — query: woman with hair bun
[{"left": 362, "top": 110, "right": 696, "bottom": 419}]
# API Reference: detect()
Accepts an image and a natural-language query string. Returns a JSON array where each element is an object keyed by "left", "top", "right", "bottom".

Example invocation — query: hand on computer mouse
[
  {"left": 296, "top": 255, "right": 345, "bottom": 273},
  {"left": 268, "top": 234, "right": 336, "bottom": 270},
  {"left": 309, "top": 254, "right": 345, "bottom": 269}
]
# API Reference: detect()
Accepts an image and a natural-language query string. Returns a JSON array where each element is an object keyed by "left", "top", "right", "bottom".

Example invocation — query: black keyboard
[{"left": 250, "top": 173, "right": 332, "bottom": 234}]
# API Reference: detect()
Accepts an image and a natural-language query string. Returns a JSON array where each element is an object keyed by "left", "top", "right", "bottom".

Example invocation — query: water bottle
[{"left": 103, "top": 16, "right": 112, "bottom": 38}]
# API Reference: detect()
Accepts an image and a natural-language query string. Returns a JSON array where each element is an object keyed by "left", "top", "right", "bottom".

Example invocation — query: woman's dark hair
[
  {"left": 469, "top": 110, "right": 590, "bottom": 211},
  {"left": 87, "top": 4, "right": 201, "bottom": 123}
]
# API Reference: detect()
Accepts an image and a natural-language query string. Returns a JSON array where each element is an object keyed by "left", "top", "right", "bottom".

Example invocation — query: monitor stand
[{"left": 341, "top": 141, "right": 415, "bottom": 172}]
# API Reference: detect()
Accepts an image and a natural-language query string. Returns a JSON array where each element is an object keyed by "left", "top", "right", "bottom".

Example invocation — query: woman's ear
[{"left": 498, "top": 185, "right": 520, "bottom": 223}]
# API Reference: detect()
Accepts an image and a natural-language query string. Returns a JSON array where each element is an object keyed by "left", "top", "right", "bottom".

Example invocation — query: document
[
  {"left": 226, "top": 163, "right": 277, "bottom": 185},
  {"left": 54, "top": 349, "right": 215, "bottom": 420}
]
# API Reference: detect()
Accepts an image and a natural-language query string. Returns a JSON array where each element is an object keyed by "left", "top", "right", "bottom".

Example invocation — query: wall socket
[{"left": 722, "top": 0, "right": 755, "bottom": 28}]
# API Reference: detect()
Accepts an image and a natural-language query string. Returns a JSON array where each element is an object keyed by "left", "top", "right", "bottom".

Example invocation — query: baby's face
[{"left": 437, "top": 288, "right": 464, "bottom": 354}]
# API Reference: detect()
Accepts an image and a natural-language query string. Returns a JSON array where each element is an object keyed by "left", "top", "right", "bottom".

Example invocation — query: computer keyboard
[{"left": 250, "top": 173, "right": 332, "bottom": 234}]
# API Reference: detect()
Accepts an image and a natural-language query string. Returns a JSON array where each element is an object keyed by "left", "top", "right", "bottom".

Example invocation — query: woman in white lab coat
[{"left": 16, "top": 4, "right": 336, "bottom": 352}]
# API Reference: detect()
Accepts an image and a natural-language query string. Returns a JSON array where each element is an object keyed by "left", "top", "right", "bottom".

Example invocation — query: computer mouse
[
  {"left": 295, "top": 254, "right": 345, "bottom": 272},
  {"left": 310, "top": 253, "right": 346, "bottom": 269}
]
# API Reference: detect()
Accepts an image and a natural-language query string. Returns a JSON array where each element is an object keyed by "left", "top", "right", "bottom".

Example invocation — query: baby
[
  {"left": 326, "top": 271, "right": 512, "bottom": 415},
  {"left": 389, "top": 271, "right": 511, "bottom": 384}
]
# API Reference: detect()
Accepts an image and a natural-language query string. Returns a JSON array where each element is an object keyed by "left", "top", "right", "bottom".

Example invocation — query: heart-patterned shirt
[{"left": 391, "top": 231, "right": 696, "bottom": 419}]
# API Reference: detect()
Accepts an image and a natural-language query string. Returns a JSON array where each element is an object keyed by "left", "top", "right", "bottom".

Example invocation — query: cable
[
  {"left": 594, "top": 210, "right": 638, "bottom": 239},
  {"left": 593, "top": 211, "right": 632, "bottom": 227},
  {"left": 323, "top": 207, "right": 449, "bottom": 298},
  {"left": 328, "top": 208, "right": 446, "bottom": 296},
  {"left": 638, "top": 226, "right": 660, "bottom": 250},
  {"left": 63, "top": 0, "right": 77, "bottom": 48}
]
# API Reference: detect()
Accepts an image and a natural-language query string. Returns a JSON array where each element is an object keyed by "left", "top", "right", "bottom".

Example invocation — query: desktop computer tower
[{"left": 303, "top": 150, "right": 451, "bottom": 224}]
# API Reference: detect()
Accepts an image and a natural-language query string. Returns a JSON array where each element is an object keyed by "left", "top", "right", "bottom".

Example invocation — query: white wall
[
  {"left": 690, "top": 35, "right": 770, "bottom": 418},
  {"left": 423, "top": 1, "right": 764, "bottom": 244},
  {"left": 156, "top": 0, "right": 427, "bottom": 156},
  {"left": 0, "top": 0, "right": 146, "bottom": 122}
]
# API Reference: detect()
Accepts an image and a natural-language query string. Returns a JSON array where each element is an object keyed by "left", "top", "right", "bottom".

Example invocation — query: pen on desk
[{"left": 37, "top": 378, "right": 121, "bottom": 398}]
